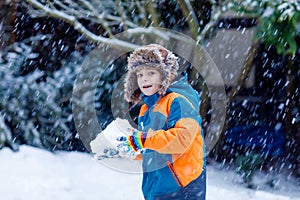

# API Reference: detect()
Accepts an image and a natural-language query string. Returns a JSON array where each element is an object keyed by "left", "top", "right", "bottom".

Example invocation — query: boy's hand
[{"left": 116, "top": 129, "right": 146, "bottom": 158}]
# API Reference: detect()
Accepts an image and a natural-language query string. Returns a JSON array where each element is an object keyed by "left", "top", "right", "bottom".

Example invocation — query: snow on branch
[
  {"left": 196, "top": 0, "right": 232, "bottom": 43},
  {"left": 25, "top": 0, "right": 202, "bottom": 49},
  {"left": 24, "top": 0, "right": 229, "bottom": 49},
  {"left": 24, "top": 0, "right": 139, "bottom": 49}
]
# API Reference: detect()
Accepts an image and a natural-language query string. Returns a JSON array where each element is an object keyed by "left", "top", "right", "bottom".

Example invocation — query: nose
[{"left": 143, "top": 75, "right": 149, "bottom": 82}]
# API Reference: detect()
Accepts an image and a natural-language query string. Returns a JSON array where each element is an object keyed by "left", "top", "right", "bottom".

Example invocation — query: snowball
[{"left": 89, "top": 118, "right": 134, "bottom": 157}]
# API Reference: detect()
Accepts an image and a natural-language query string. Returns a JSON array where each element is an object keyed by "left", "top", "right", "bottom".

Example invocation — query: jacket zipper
[{"left": 167, "top": 161, "right": 183, "bottom": 188}]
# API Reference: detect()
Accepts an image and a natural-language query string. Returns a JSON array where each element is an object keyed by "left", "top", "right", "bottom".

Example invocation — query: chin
[
  {"left": 143, "top": 90, "right": 157, "bottom": 96},
  {"left": 144, "top": 92, "right": 155, "bottom": 96}
]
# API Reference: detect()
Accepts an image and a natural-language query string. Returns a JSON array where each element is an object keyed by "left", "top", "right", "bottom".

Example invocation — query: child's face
[{"left": 136, "top": 68, "right": 162, "bottom": 96}]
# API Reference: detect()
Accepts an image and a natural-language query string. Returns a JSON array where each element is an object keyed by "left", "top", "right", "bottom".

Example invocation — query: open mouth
[{"left": 143, "top": 85, "right": 152, "bottom": 88}]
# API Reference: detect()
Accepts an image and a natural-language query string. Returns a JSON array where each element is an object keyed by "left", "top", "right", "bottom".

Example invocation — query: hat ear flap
[
  {"left": 158, "top": 71, "right": 171, "bottom": 96},
  {"left": 165, "top": 52, "right": 179, "bottom": 75},
  {"left": 124, "top": 72, "right": 141, "bottom": 102}
]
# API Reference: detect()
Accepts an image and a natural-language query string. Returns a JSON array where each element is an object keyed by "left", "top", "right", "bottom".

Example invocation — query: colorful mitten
[{"left": 117, "top": 129, "right": 146, "bottom": 154}]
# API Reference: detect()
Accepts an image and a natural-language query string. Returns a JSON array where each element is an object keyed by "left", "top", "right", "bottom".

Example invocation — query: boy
[{"left": 118, "top": 44, "right": 206, "bottom": 200}]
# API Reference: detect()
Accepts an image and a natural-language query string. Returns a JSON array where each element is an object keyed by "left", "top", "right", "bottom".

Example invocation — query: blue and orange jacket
[{"left": 137, "top": 77, "right": 206, "bottom": 198}]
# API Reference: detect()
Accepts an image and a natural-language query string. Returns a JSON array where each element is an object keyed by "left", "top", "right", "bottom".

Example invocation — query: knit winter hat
[{"left": 124, "top": 44, "right": 179, "bottom": 103}]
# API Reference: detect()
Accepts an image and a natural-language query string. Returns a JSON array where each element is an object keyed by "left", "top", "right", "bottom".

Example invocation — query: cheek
[
  {"left": 137, "top": 79, "right": 142, "bottom": 87},
  {"left": 156, "top": 76, "right": 162, "bottom": 84}
]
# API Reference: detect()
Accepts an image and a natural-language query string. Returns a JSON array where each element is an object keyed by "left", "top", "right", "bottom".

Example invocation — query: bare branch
[
  {"left": 105, "top": 15, "right": 139, "bottom": 28},
  {"left": 24, "top": 0, "right": 137, "bottom": 49},
  {"left": 196, "top": 0, "right": 230, "bottom": 43},
  {"left": 52, "top": 0, "right": 69, "bottom": 11},
  {"left": 177, "top": 0, "right": 200, "bottom": 39},
  {"left": 26, "top": 0, "right": 139, "bottom": 28},
  {"left": 24, "top": 0, "right": 222, "bottom": 49},
  {"left": 145, "top": 0, "right": 159, "bottom": 27},
  {"left": 134, "top": 0, "right": 148, "bottom": 26},
  {"left": 115, "top": 0, "right": 128, "bottom": 31},
  {"left": 78, "top": 0, "right": 114, "bottom": 38},
  {"left": 227, "top": 41, "right": 258, "bottom": 100}
]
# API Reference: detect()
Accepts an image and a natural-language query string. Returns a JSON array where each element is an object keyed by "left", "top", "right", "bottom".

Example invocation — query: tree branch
[
  {"left": 24, "top": 0, "right": 137, "bottom": 49},
  {"left": 78, "top": 0, "right": 114, "bottom": 38},
  {"left": 227, "top": 41, "right": 258, "bottom": 100},
  {"left": 24, "top": 0, "right": 195, "bottom": 50},
  {"left": 197, "top": 1, "right": 221, "bottom": 43},
  {"left": 196, "top": 0, "right": 232, "bottom": 43},
  {"left": 134, "top": 0, "right": 148, "bottom": 26},
  {"left": 177, "top": 0, "right": 200, "bottom": 39},
  {"left": 115, "top": 0, "right": 128, "bottom": 31},
  {"left": 146, "top": 0, "right": 159, "bottom": 27}
]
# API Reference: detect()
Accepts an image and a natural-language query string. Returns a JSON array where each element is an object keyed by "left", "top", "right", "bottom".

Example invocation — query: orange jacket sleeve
[{"left": 144, "top": 118, "right": 200, "bottom": 154}]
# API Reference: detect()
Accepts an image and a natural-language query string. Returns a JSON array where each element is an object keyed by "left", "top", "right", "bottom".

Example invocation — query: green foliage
[
  {"left": 230, "top": 0, "right": 300, "bottom": 55},
  {"left": 236, "top": 152, "right": 264, "bottom": 188},
  {"left": 259, "top": 1, "right": 300, "bottom": 55}
]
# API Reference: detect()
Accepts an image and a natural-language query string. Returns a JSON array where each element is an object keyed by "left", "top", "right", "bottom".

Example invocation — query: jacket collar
[
  {"left": 141, "top": 76, "right": 200, "bottom": 110},
  {"left": 141, "top": 93, "right": 160, "bottom": 108}
]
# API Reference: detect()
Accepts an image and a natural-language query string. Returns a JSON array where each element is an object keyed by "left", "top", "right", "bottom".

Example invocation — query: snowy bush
[
  {"left": 0, "top": 114, "right": 15, "bottom": 149},
  {"left": 236, "top": 152, "right": 264, "bottom": 188},
  {"left": 0, "top": 42, "right": 83, "bottom": 151},
  {"left": 231, "top": 0, "right": 300, "bottom": 55}
]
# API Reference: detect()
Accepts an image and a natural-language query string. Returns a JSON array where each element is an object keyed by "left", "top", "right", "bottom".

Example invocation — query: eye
[
  {"left": 148, "top": 71, "right": 156, "bottom": 76},
  {"left": 137, "top": 73, "right": 143, "bottom": 78}
]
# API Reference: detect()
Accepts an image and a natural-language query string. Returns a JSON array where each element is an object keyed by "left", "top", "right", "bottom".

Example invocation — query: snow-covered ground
[{"left": 0, "top": 145, "right": 299, "bottom": 200}]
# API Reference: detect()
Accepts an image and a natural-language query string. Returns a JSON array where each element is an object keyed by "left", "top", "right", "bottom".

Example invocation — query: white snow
[
  {"left": 1, "top": 145, "right": 300, "bottom": 200},
  {"left": 90, "top": 118, "right": 132, "bottom": 158}
]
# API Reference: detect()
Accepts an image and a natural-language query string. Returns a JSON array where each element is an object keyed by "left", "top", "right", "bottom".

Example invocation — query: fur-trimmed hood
[{"left": 124, "top": 44, "right": 179, "bottom": 103}]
